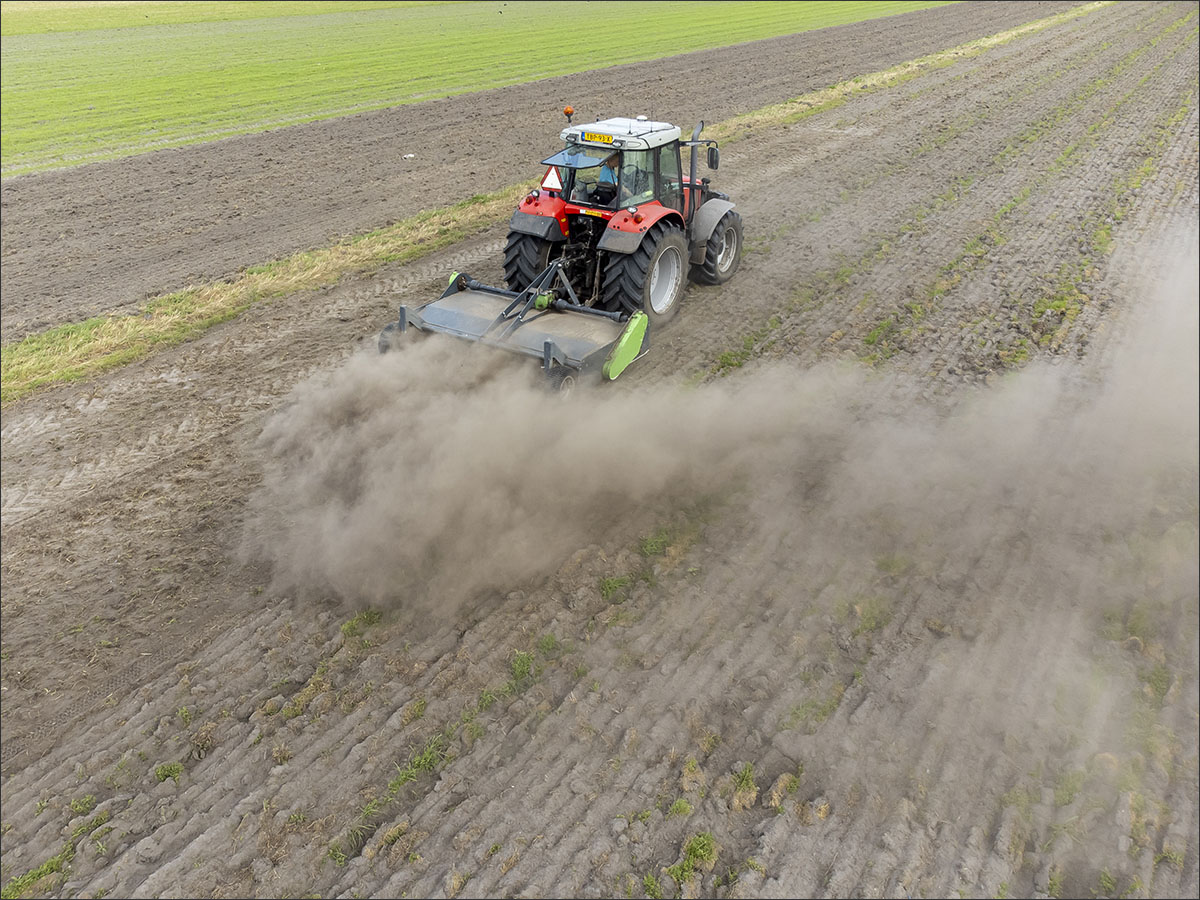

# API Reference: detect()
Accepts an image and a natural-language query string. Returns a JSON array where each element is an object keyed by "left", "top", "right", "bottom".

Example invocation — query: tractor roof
[{"left": 560, "top": 116, "right": 682, "bottom": 151}]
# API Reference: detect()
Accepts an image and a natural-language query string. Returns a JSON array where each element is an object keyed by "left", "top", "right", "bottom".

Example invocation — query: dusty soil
[{"left": 2, "top": 3, "right": 1198, "bottom": 899}]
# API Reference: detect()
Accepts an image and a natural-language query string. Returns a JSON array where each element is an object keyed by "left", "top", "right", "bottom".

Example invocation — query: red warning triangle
[{"left": 541, "top": 166, "right": 563, "bottom": 191}]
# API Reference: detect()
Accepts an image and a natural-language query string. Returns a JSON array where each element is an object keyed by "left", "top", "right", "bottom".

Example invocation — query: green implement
[{"left": 379, "top": 260, "right": 650, "bottom": 392}]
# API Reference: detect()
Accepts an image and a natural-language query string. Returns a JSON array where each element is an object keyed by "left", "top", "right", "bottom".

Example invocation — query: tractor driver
[
  {"left": 593, "top": 153, "right": 619, "bottom": 205},
  {"left": 598, "top": 153, "right": 618, "bottom": 186}
]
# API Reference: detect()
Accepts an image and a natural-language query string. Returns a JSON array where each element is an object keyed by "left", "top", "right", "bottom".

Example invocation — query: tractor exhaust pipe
[{"left": 689, "top": 121, "right": 703, "bottom": 223}]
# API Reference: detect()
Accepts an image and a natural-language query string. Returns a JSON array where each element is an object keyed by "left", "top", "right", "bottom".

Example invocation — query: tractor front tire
[
  {"left": 503, "top": 231, "right": 559, "bottom": 292},
  {"left": 695, "top": 210, "right": 743, "bottom": 285},
  {"left": 602, "top": 224, "right": 688, "bottom": 325}
]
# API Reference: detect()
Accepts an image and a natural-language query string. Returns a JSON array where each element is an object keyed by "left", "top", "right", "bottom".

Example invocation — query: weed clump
[
  {"left": 508, "top": 650, "right": 536, "bottom": 692},
  {"left": 731, "top": 763, "right": 759, "bottom": 811},
  {"left": 401, "top": 696, "right": 427, "bottom": 725},
  {"left": 599, "top": 575, "right": 633, "bottom": 602},
  {"left": 154, "top": 762, "right": 183, "bottom": 784},
  {"left": 667, "top": 798, "right": 692, "bottom": 819},
  {"left": 388, "top": 733, "right": 449, "bottom": 796},
  {"left": 341, "top": 609, "right": 382, "bottom": 639},
  {"left": 639, "top": 528, "right": 671, "bottom": 557},
  {"left": 666, "top": 832, "right": 718, "bottom": 887}
]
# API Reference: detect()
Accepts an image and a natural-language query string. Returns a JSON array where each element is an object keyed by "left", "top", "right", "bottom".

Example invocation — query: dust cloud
[
  {"left": 244, "top": 237, "right": 1197, "bottom": 658},
  {"left": 241, "top": 335, "right": 867, "bottom": 615},
  {"left": 746, "top": 236, "right": 1198, "bottom": 617}
]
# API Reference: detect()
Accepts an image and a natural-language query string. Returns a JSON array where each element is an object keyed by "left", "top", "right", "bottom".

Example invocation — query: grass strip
[
  {"left": 0, "top": 1, "right": 1114, "bottom": 406},
  {"left": 1, "top": 183, "right": 531, "bottom": 405}
]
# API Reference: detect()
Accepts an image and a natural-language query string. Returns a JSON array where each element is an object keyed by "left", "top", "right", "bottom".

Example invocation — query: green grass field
[{"left": 0, "top": 0, "right": 951, "bottom": 175}]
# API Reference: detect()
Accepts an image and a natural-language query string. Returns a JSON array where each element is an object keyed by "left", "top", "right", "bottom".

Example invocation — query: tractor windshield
[{"left": 544, "top": 144, "right": 621, "bottom": 208}]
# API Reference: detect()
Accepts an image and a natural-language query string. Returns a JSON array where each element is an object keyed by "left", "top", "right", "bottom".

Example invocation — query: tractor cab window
[
  {"left": 568, "top": 156, "right": 619, "bottom": 207},
  {"left": 619, "top": 149, "right": 655, "bottom": 207},
  {"left": 658, "top": 142, "right": 682, "bottom": 212}
]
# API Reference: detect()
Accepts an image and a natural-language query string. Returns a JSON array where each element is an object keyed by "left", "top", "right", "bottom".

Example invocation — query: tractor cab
[
  {"left": 501, "top": 113, "right": 736, "bottom": 323},
  {"left": 542, "top": 116, "right": 684, "bottom": 213}
]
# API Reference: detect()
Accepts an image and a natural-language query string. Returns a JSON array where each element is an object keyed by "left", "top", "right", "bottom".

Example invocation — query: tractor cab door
[
  {"left": 657, "top": 141, "right": 684, "bottom": 213},
  {"left": 618, "top": 149, "right": 655, "bottom": 207}
]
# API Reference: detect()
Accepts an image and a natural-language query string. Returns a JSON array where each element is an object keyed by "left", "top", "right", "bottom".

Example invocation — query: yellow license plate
[
  {"left": 582, "top": 208, "right": 606, "bottom": 217},
  {"left": 582, "top": 132, "right": 613, "bottom": 144}
]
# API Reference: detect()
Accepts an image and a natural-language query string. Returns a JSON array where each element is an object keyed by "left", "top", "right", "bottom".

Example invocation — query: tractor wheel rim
[
  {"left": 649, "top": 245, "right": 682, "bottom": 314},
  {"left": 717, "top": 226, "right": 737, "bottom": 271}
]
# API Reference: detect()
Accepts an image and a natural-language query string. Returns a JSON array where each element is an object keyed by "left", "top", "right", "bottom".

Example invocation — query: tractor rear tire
[
  {"left": 695, "top": 210, "right": 743, "bottom": 285},
  {"left": 602, "top": 224, "right": 688, "bottom": 325},
  {"left": 503, "top": 231, "right": 559, "bottom": 292}
]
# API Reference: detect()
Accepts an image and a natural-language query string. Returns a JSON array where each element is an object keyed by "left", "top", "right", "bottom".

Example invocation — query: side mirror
[{"left": 707, "top": 146, "right": 719, "bottom": 170}]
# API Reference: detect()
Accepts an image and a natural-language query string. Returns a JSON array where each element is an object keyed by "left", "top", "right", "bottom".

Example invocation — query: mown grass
[
  {"left": 1, "top": 0, "right": 948, "bottom": 175},
  {"left": 0, "top": 1, "right": 1111, "bottom": 406}
]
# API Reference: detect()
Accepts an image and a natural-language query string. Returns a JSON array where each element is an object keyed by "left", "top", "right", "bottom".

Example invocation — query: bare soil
[{"left": 2, "top": 3, "right": 1197, "bottom": 899}]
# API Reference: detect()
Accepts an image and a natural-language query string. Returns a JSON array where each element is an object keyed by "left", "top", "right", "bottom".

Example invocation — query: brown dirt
[{"left": 2, "top": 3, "right": 1198, "bottom": 899}]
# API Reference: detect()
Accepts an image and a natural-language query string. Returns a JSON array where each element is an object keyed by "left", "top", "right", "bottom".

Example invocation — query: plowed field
[{"left": 2, "top": 2, "right": 1197, "bottom": 899}]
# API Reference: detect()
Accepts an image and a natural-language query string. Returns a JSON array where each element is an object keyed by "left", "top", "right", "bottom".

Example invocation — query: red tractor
[
  {"left": 382, "top": 112, "right": 742, "bottom": 390},
  {"left": 504, "top": 112, "right": 743, "bottom": 324}
]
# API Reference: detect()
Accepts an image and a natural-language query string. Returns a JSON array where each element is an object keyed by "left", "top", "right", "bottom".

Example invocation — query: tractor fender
[
  {"left": 598, "top": 205, "right": 685, "bottom": 255},
  {"left": 509, "top": 204, "right": 568, "bottom": 241},
  {"left": 689, "top": 199, "right": 736, "bottom": 264}
]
